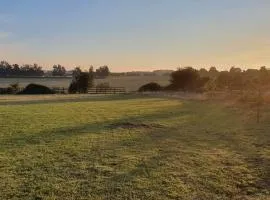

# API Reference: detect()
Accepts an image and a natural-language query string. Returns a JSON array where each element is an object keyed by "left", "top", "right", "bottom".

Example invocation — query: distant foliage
[
  {"left": 0, "top": 61, "right": 44, "bottom": 77},
  {"left": 216, "top": 71, "right": 231, "bottom": 89},
  {"left": 68, "top": 67, "right": 94, "bottom": 93},
  {"left": 18, "top": 84, "right": 55, "bottom": 94},
  {"left": 52, "top": 65, "right": 66, "bottom": 76},
  {"left": 207, "top": 66, "right": 270, "bottom": 92},
  {"left": 96, "top": 66, "right": 110, "bottom": 78},
  {"left": 163, "top": 66, "right": 270, "bottom": 93},
  {"left": 138, "top": 82, "right": 162, "bottom": 92}
]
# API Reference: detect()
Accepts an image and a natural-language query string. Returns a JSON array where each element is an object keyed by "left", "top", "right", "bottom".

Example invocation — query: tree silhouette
[
  {"left": 96, "top": 66, "right": 110, "bottom": 78},
  {"left": 169, "top": 67, "right": 200, "bottom": 91},
  {"left": 68, "top": 67, "right": 94, "bottom": 93},
  {"left": 52, "top": 65, "right": 66, "bottom": 76}
]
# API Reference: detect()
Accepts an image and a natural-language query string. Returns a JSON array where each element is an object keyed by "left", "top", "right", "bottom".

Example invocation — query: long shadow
[
  {"left": 107, "top": 121, "right": 270, "bottom": 197},
  {"left": 3, "top": 97, "right": 269, "bottom": 197},
  {"left": 240, "top": 124, "right": 270, "bottom": 193},
  {"left": 106, "top": 101, "right": 270, "bottom": 196},
  {"left": 0, "top": 94, "right": 155, "bottom": 106},
  {"left": 0, "top": 103, "right": 187, "bottom": 150}
]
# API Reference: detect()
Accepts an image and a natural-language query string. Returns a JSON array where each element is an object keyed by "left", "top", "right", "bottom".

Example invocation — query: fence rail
[
  {"left": 51, "top": 87, "right": 67, "bottom": 94},
  {"left": 88, "top": 87, "right": 126, "bottom": 94},
  {"left": 0, "top": 86, "right": 126, "bottom": 94}
]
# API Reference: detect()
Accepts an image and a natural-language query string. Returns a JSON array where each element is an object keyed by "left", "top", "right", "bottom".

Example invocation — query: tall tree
[
  {"left": 52, "top": 64, "right": 66, "bottom": 76},
  {"left": 68, "top": 67, "right": 94, "bottom": 93},
  {"left": 88, "top": 66, "right": 95, "bottom": 88},
  {"left": 170, "top": 67, "right": 200, "bottom": 91}
]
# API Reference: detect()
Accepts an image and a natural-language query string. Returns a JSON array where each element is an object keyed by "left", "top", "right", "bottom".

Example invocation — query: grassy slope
[{"left": 0, "top": 95, "right": 269, "bottom": 200}]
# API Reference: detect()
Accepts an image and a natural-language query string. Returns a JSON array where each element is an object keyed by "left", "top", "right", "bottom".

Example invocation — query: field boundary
[
  {"left": 0, "top": 86, "right": 127, "bottom": 94},
  {"left": 88, "top": 87, "right": 126, "bottom": 94}
]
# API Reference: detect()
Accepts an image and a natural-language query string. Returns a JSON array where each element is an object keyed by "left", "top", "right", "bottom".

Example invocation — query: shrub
[
  {"left": 18, "top": 84, "right": 55, "bottom": 94},
  {"left": 138, "top": 82, "right": 162, "bottom": 92}
]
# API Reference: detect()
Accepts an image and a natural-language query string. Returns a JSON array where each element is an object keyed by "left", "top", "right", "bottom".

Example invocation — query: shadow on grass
[
  {"left": 0, "top": 94, "right": 154, "bottom": 106},
  {"left": 2, "top": 98, "right": 270, "bottom": 198},
  {"left": 0, "top": 103, "right": 188, "bottom": 150},
  {"left": 106, "top": 106, "right": 270, "bottom": 197}
]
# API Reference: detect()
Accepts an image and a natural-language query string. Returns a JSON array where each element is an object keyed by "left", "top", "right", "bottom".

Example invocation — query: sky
[{"left": 0, "top": 0, "right": 270, "bottom": 72}]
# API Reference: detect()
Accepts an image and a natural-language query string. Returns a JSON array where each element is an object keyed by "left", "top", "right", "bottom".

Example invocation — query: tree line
[
  {"left": 67, "top": 65, "right": 270, "bottom": 94},
  {"left": 139, "top": 66, "right": 270, "bottom": 92},
  {"left": 0, "top": 61, "right": 44, "bottom": 77},
  {"left": 0, "top": 61, "right": 110, "bottom": 78},
  {"left": 200, "top": 66, "right": 270, "bottom": 92}
]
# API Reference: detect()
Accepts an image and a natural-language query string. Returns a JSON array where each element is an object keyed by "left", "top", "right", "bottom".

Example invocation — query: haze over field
[{"left": 1, "top": 0, "right": 270, "bottom": 71}]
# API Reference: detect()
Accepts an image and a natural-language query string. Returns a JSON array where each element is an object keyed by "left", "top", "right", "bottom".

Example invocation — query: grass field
[{"left": 0, "top": 95, "right": 269, "bottom": 199}]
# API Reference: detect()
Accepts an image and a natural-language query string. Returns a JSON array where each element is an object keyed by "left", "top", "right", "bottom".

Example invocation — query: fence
[
  {"left": 88, "top": 87, "right": 126, "bottom": 94},
  {"left": 0, "top": 86, "right": 126, "bottom": 95},
  {"left": 51, "top": 87, "right": 67, "bottom": 94},
  {"left": 0, "top": 87, "right": 67, "bottom": 94},
  {"left": 0, "top": 87, "right": 24, "bottom": 94}
]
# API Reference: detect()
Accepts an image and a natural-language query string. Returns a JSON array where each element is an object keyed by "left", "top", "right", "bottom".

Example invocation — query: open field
[
  {"left": 0, "top": 75, "right": 170, "bottom": 91},
  {"left": 0, "top": 95, "right": 270, "bottom": 199}
]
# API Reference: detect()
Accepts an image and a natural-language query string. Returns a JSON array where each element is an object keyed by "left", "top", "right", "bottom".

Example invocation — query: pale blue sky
[{"left": 0, "top": 0, "right": 270, "bottom": 71}]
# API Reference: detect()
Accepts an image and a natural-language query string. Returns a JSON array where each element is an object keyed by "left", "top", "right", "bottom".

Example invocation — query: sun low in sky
[{"left": 0, "top": 0, "right": 269, "bottom": 71}]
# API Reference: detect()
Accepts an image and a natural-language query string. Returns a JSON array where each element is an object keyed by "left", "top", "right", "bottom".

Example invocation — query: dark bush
[
  {"left": 138, "top": 82, "right": 162, "bottom": 92},
  {"left": 18, "top": 84, "right": 55, "bottom": 94}
]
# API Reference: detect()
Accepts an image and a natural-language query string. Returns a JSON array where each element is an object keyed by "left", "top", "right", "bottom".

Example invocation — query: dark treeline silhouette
[
  {"left": 0, "top": 60, "right": 111, "bottom": 77},
  {"left": 138, "top": 66, "right": 270, "bottom": 92},
  {"left": 172, "top": 66, "right": 270, "bottom": 92},
  {"left": 200, "top": 66, "right": 270, "bottom": 92},
  {"left": 0, "top": 61, "right": 44, "bottom": 77},
  {"left": 52, "top": 64, "right": 66, "bottom": 76},
  {"left": 95, "top": 65, "right": 110, "bottom": 78}
]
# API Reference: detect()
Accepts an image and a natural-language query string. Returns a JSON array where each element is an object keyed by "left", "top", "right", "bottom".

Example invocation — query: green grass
[{"left": 0, "top": 95, "right": 269, "bottom": 200}]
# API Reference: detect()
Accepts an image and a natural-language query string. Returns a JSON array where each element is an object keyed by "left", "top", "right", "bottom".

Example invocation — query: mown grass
[{"left": 0, "top": 95, "right": 269, "bottom": 200}]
